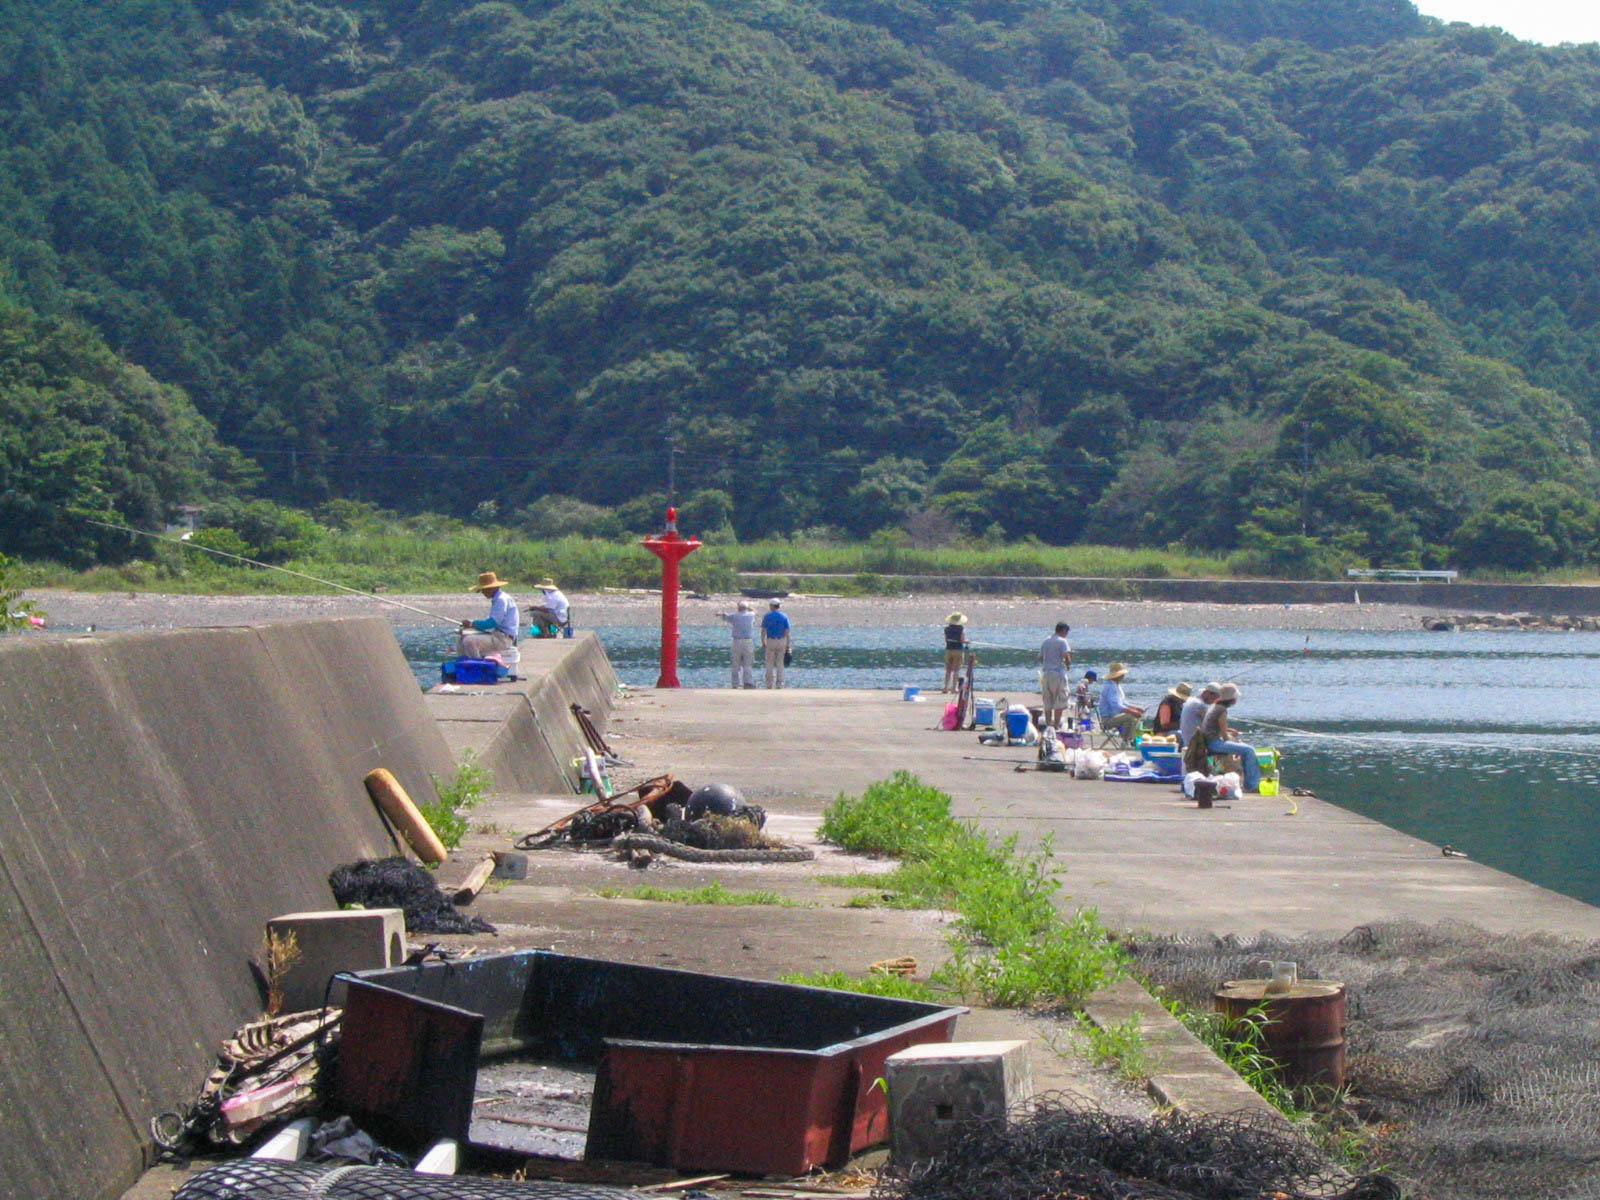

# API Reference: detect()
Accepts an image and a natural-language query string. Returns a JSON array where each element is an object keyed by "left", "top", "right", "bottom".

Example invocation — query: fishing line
[
  {"left": 79, "top": 517, "right": 462, "bottom": 627},
  {"left": 1238, "top": 717, "right": 1600, "bottom": 762}
]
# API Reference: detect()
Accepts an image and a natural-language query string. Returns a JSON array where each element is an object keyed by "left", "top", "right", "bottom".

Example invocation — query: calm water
[{"left": 401, "top": 623, "right": 1600, "bottom": 908}]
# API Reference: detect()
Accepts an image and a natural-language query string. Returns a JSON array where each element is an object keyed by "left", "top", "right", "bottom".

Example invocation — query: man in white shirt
[
  {"left": 1098, "top": 661, "right": 1144, "bottom": 744},
  {"left": 718, "top": 600, "right": 758, "bottom": 688},
  {"left": 1039, "top": 622, "right": 1073, "bottom": 727},
  {"left": 536, "top": 576, "right": 571, "bottom": 636}
]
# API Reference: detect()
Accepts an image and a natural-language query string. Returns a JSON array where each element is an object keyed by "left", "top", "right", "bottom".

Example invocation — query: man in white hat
[
  {"left": 536, "top": 576, "right": 571, "bottom": 637},
  {"left": 1097, "top": 661, "right": 1144, "bottom": 744},
  {"left": 459, "top": 571, "right": 519, "bottom": 658},
  {"left": 942, "top": 612, "right": 969, "bottom": 693},
  {"left": 717, "top": 600, "right": 758, "bottom": 688},
  {"left": 760, "top": 598, "right": 792, "bottom": 688}
]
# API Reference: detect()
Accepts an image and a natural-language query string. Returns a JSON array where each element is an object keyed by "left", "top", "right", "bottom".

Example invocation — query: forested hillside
[{"left": 5, "top": 0, "right": 1600, "bottom": 572}]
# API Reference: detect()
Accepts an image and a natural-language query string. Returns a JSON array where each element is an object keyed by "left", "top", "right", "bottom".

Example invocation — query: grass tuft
[{"left": 594, "top": 882, "right": 794, "bottom": 906}]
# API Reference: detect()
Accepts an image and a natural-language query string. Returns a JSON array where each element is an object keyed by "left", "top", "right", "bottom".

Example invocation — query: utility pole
[{"left": 1300, "top": 421, "right": 1311, "bottom": 536}]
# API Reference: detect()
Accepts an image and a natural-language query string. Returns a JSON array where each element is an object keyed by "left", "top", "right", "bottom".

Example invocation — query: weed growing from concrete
[
  {"left": 818, "top": 771, "right": 1125, "bottom": 1009},
  {"left": 260, "top": 929, "right": 301, "bottom": 1017},
  {"left": 779, "top": 969, "right": 943, "bottom": 1003},
  {"left": 423, "top": 753, "right": 492, "bottom": 851},
  {"left": 594, "top": 882, "right": 795, "bottom": 906},
  {"left": 1076, "top": 1012, "right": 1152, "bottom": 1082}
]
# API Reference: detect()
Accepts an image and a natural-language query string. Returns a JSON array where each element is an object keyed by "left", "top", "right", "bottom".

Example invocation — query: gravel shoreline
[{"left": 23, "top": 588, "right": 1429, "bottom": 633}]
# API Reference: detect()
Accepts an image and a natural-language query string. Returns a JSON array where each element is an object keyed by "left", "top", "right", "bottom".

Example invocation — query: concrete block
[
  {"left": 885, "top": 1039, "right": 1032, "bottom": 1165},
  {"left": 267, "top": 909, "right": 407, "bottom": 1013}
]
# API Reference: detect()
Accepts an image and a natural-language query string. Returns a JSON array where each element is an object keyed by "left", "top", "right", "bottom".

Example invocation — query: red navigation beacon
[{"left": 641, "top": 507, "right": 701, "bottom": 687}]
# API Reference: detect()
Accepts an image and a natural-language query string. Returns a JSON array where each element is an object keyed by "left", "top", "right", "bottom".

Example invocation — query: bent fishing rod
[{"left": 80, "top": 517, "right": 462, "bottom": 627}]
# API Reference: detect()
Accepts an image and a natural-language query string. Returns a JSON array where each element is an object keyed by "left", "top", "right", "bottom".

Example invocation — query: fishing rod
[{"left": 80, "top": 517, "right": 462, "bottom": 627}]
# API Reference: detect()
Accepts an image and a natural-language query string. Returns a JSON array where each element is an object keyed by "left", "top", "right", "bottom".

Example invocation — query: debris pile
[
  {"left": 329, "top": 857, "right": 495, "bottom": 935},
  {"left": 517, "top": 774, "right": 812, "bottom": 864},
  {"left": 875, "top": 1099, "right": 1401, "bottom": 1200}
]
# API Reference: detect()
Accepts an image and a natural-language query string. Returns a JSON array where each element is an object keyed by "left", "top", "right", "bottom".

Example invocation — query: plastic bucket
[
  {"left": 1006, "top": 707, "right": 1032, "bottom": 740},
  {"left": 974, "top": 699, "right": 996, "bottom": 726},
  {"left": 902, "top": 685, "right": 920, "bottom": 701}
]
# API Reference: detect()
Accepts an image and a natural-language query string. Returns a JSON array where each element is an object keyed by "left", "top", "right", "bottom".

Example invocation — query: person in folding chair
[{"left": 1097, "top": 661, "right": 1144, "bottom": 746}]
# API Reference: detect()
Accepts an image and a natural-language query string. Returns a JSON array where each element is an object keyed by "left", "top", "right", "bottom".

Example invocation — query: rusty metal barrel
[{"left": 1213, "top": 979, "right": 1347, "bottom": 1091}]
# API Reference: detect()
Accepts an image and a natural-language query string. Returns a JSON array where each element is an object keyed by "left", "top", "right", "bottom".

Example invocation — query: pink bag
[{"left": 941, "top": 702, "right": 960, "bottom": 730}]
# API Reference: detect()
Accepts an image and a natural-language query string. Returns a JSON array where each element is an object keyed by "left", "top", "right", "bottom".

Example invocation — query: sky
[{"left": 1412, "top": 0, "right": 1600, "bottom": 44}]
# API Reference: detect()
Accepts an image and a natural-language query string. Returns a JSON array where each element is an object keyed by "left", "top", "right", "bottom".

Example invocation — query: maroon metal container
[
  {"left": 1214, "top": 979, "right": 1347, "bottom": 1091},
  {"left": 337, "top": 950, "right": 965, "bottom": 1175}
]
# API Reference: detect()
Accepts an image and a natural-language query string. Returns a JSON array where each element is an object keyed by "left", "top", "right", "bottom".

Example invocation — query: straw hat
[
  {"left": 1173, "top": 681, "right": 1193, "bottom": 699},
  {"left": 1106, "top": 661, "right": 1129, "bottom": 681},
  {"left": 469, "top": 571, "right": 509, "bottom": 592},
  {"left": 536, "top": 576, "right": 558, "bottom": 589},
  {"left": 947, "top": 612, "right": 968, "bottom": 625},
  {"left": 1218, "top": 682, "right": 1241, "bottom": 703}
]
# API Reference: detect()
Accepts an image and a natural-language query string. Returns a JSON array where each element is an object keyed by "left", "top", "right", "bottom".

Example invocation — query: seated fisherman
[
  {"left": 1151, "top": 681, "right": 1192, "bottom": 736},
  {"left": 1178, "top": 681, "right": 1221, "bottom": 749},
  {"left": 536, "top": 576, "right": 571, "bottom": 637},
  {"left": 459, "top": 571, "right": 519, "bottom": 658},
  {"left": 1191, "top": 682, "right": 1262, "bottom": 792},
  {"left": 1098, "top": 662, "right": 1144, "bottom": 743}
]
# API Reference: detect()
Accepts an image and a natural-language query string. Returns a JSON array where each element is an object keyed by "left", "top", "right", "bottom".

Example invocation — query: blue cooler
[
  {"left": 1006, "top": 706, "right": 1032, "bottom": 741},
  {"left": 975, "top": 698, "right": 997, "bottom": 726}
]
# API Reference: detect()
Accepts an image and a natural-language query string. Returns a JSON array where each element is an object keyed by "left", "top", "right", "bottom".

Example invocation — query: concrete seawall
[
  {"left": 424, "top": 633, "right": 620, "bottom": 793},
  {"left": 0, "top": 618, "right": 455, "bottom": 1200},
  {"left": 772, "top": 573, "right": 1600, "bottom": 614}
]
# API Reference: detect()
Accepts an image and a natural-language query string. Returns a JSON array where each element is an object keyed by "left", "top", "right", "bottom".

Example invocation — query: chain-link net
[
  {"left": 873, "top": 1098, "right": 1401, "bottom": 1200},
  {"left": 174, "top": 1159, "right": 638, "bottom": 1199},
  {"left": 328, "top": 857, "right": 494, "bottom": 935},
  {"left": 1128, "top": 920, "right": 1600, "bottom": 1200}
]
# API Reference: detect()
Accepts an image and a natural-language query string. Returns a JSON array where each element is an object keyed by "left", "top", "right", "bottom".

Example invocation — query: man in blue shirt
[
  {"left": 1098, "top": 661, "right": 1144, "bottom": 744},
  {"left": 761, "top": 599, "right": 792, "bottom": 688},
  {"left": 459, "top": 571, "right": 519, "bottom": 659}
]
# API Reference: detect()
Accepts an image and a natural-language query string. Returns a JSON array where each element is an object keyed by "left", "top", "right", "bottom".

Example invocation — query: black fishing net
[
  {"left": 174, "top": 1160, "right": 636, "bottom": 1199},
  {"left": 658, "top": 812, "right": 778, "bottom": 850},
  {"left": 1128, "top": 920, "right": 1600, "bottom": 1200},
  {"left": 328, "top": 857, "right": 494, "bottom": 935},
  {"left": 874, "top": 1099, "right": 1401, "bottom": 1200}
]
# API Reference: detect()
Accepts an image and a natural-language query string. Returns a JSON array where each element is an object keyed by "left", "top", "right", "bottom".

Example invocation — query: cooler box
[
  {"left": 1257, "top": 748, "right": 1279, "bottom": 777},
  {"left": 442, "top": 657, "right": 506, "bottom": 684},
  {"left": 1138, "top": 737, "right": 1178, "bottom": 762},
  {"left": 974, "top": 698, "right": 997, "bottom": 727},
  {"left": 1143, "top": 750, "right": 1183, "bottom": 777},
  {"left": 1005, "top": 706, "right": 1032, "bottom": 741}
]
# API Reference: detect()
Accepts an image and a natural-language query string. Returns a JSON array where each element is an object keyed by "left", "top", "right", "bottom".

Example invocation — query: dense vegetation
[{"left": 4, "top": 0, "right": 1600, "bottom": 575}]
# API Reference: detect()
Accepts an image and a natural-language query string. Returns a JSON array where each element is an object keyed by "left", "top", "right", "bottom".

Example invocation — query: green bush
[{"left": 422, "top": 754, "right": 493, "bottom": 852}]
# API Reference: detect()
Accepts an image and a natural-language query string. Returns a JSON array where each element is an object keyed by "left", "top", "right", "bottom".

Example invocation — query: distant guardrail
[{"left": 1347, "top": 568, "right": 1458, "bottom": 582}]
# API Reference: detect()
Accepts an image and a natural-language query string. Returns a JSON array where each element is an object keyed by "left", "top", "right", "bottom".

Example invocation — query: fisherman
[
  {"left": 1074, "top": 669, "right": 1098, "bottom": 727},
  {"left": 1039, "top": 622, "right": 1073, "bottom": 728},
  {"left": 942, "top": 612, "right": 969, "bottom": 693},
  {"left": 718, "top": 600, "right": 758, "bottom": 688},
  {"left": 536, "top": 576, "right": 571, "bottom": 637},
  {"left": 1151, "top": 681, "right": 1192, "bottom": 736},
  {"left": 1178, "top": 681, "right": 1221, "bottom": 749},
  {"left": 761, "top": 598, "right": 792, "bottom": 689},
  {"left": 1098, "top": 661, "right": 1144, "bottom": 744},
  {"left": 1191, "top": 682, "right": 1262, "bottom": 792},
  {"left": 459, "top": 571, "right": 519, "bottom": 659}
]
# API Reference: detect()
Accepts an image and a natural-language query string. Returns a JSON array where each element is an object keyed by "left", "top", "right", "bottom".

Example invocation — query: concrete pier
[{"left": 613, "top": 687, "right": 1600, "bottom": 940}]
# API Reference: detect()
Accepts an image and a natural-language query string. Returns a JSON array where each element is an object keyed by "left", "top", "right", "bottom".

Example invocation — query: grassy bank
[{"left": 19, "top": 528, "right": 1232, "bottom": 596}]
